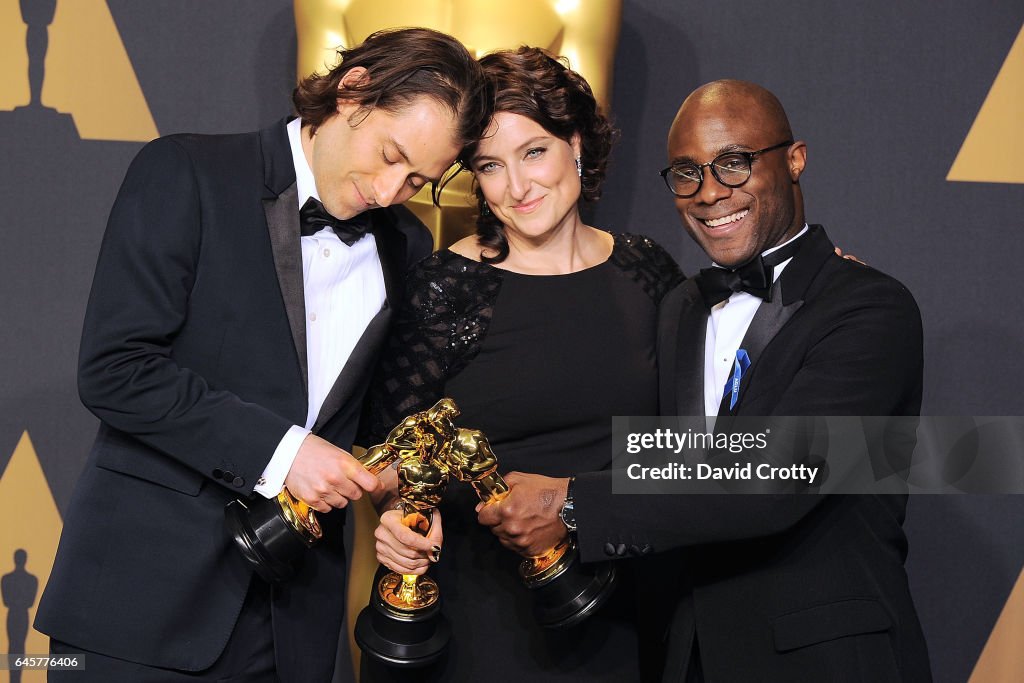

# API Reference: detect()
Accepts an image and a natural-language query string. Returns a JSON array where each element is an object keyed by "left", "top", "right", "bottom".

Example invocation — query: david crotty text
[{"left": 627, "top": 462, "right": 819, "bottom": 484}]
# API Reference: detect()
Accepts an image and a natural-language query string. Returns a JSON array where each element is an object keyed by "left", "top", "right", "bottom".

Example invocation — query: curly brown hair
[
  {"left": 459, "top": 47, "right": 618, "bottom": 263},
  {"left": 292, "top": 27, "right": 491, "bottom": 155}
]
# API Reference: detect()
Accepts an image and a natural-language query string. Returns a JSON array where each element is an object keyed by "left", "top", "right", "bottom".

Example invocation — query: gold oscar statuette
[
  {"left": 225, "top": 439, "right": 402, "bottom": 583},
  {"left": 439, "top": 424, "right": 617, "bottom": 629},
  {"left": 356, "top": 396, "right": 615, "bottom": 666},
  {"left": 353, "top": 398, "right": 466, "bottom": 667}
]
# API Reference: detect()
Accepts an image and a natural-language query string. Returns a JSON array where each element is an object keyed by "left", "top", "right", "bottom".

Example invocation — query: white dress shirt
[
  {"left": 703, "top": 226, "right": 809, "bottom": 417},
  {"left": 254, "top": 118, "right": 387, "bottom": 497}
]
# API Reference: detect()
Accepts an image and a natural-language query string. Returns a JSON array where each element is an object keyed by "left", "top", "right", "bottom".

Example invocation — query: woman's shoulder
[
  {"left": 407, "top": 247, "right": 484, "bottom": 284},
  {"left": 446, "top": 235, "right": 484, "bottom": 261},
  {"left": 409, "top": 237, "right": 496, "bottom": 276},
  {"left": 403, "top": 246, "right": 504, "bottom": 314},
  {"left": 608, "top": 232, "right": 687, "bottom": 303},
  {"left": 610, "top": 232, "right": 678, "bottom": 264}
]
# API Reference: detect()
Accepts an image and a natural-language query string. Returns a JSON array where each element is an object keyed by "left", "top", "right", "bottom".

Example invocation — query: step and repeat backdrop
[{"left": 1, "top": 1, "right": 1021, "bottom": 681}]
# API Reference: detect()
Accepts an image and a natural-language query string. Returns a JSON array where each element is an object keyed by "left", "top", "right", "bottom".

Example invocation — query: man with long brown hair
[{"left": 36, "top": 28, "right": 489, "bottom": 682}]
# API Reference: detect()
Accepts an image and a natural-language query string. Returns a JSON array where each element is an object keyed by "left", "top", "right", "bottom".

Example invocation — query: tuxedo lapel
[
  {"left": 670, "top": 279, "right": 708, "bottom": 418},
  {"left": 372, "top": 210, "right": 408, "bottom": 308},
  {"left": 263, "top": 183, "right": 307, "bottom": 393},
  {"left": 312, "top": 212, "right": 406, "bottom": 431},
  {"left": 259, "top": 120, "right": 307, "bottom": 393},
  {"left": 716, "top": 280, "right": 803, "bottom": 416},
  {"left": 717, "top": 225, "right": 834, "bottom": 415}
]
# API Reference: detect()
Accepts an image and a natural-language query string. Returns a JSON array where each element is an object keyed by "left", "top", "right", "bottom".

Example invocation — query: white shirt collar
[
  {"left": 709, "top": 223, "right": 810, "bottom": 282},
  {"left": 763, "top": 223, "right": 809, "bottom": 281},
  {"left": 286, "top": 118, "right": 318, "bottom": 209},
  {"left": 763, "top": 223, "right": 809, "bottom": 259}
]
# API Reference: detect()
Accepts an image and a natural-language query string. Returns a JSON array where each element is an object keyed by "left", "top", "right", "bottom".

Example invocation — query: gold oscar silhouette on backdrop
[
  {"left": 0, "top": 0, "right": 157, "bottom": 141},
  {"left": 0, "top": 434, "right": 62, "bottom": 683},
  {"left": 293, "top": 0, "right": 622, "bottom": 248},
  {"left": 0, "top": 0, "right": 74, "bottom": 136}
]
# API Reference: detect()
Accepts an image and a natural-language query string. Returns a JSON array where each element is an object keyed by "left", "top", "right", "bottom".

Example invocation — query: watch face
[{"left": 560, "top": 501, "right": 576, "bottom": 531}]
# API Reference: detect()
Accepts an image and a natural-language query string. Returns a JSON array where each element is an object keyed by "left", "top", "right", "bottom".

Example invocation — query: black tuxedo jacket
[
  {"left": 574, "top": 226, "right": 932, "bottom": 682},
  {"left": 35, "top": 120, "right": 430, "bottom": 680}
]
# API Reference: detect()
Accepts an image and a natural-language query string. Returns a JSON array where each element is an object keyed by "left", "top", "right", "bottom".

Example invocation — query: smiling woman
[
  {"left": 455, "top": 47, "right": 616, "bottom": 270},
  {"left": 468, "top": 111, "right": 584, "bottom": 255},
  {"left": 358, "top": 47, "right": 685, "bottom": 682}
]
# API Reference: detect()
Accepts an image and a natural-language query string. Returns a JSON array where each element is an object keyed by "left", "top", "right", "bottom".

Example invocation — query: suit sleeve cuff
[
  {"left": 254, "top": 425, "right": 309, "bottom": 498},
  {"left": 573, "top": 470, "right": 614, "bottom": 563}
]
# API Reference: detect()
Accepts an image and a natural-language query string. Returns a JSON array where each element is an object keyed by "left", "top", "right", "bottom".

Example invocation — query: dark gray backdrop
[{"left": 2, "top": 2, "right": 1021, "bottom": 681}]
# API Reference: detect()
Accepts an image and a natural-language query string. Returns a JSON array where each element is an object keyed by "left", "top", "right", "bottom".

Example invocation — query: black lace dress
[{"left": 360, "top": 233, "right": 684, "bottom": 682}]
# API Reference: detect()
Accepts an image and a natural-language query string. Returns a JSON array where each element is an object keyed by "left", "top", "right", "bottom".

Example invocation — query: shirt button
[
  {"left": 309, "top": 312, "right": 317, "bottom": 322},
  {"left": 323, "top": 248, "right": 331, "bottom": 258}
]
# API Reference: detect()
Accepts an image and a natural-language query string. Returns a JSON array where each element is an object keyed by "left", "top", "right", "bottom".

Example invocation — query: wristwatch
[{"left": 559, "top": 477, "right": 577, "bottom": 533}]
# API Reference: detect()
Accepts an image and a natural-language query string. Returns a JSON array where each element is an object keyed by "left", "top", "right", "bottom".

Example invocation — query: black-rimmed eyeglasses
[{"left": 659, "top": 141, "right": 793, "bottom": 198}]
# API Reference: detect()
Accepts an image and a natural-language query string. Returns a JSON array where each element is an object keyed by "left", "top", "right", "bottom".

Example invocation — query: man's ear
[
  {"left": 787, "top": 141, "right": 807, "bottom": 181},
  {"left": 335, "top": 66, "right": 370, "bottom": 116},
  {"left": 338, "top": 66, "right": 370, "bottom": 96}
]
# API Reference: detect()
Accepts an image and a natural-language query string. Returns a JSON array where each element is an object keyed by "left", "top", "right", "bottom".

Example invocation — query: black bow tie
[
  {"left": 696, "top": 234, "right": 806, "bottom": 308},
  {"left": 299, "top": 197, "right": 371, "bottom": 246}
]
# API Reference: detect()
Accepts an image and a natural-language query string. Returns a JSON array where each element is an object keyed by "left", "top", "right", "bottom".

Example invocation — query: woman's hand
[{"left": 374, "top": 508, "right": 443, "bottom": 575}]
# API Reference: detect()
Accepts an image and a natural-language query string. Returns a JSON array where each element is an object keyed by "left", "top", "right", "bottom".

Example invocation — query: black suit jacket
[
  {"left": 574, "top": 226, "right": 931, "bottom": 682},
  {"left": 35, "top": 120, "right": 430, "bottom": 680}
]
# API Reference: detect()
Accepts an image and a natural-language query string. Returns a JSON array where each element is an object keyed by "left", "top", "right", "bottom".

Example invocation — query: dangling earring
[
  {"left": 481, "top": 203, "right": 491, "bottom": 216},
  {"left": 575, "top": 156, "right": 582, "bottom": 178}
]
